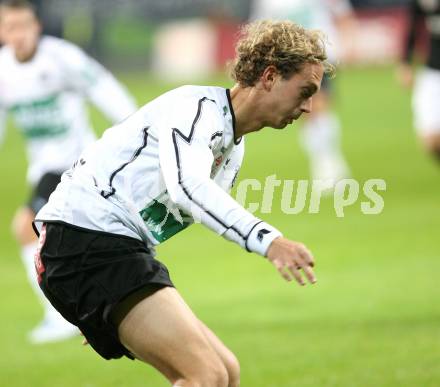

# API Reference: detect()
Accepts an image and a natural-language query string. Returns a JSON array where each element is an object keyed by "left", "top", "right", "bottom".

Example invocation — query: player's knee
[
  {"left": 184, "top": 357, "right": 229, "bottom": 387},
  {"left": 201, "top": 361, "right": 229, "bottom": 387},
  {"left": 12, "top": 207, "right": 37, "bottom": 245}
]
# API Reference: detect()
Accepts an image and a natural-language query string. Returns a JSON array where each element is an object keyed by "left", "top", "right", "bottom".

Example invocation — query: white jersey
[
  {"left": 250, "top": 0, "right": 352, "bottom": 62},
  {"left": 0, "top": 36, "right": 137, "bottom": 185},
  {"left": 35, "top": 86, "right": 282, "bottom": 257}
]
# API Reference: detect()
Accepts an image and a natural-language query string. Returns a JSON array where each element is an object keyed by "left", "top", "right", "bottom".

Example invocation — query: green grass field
[{"left": 1, "top": 66, "right": 439, "bottom": 386}]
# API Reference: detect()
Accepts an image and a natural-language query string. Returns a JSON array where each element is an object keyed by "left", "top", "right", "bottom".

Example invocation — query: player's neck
[
  {"left": 14, "top": 38, "right": 40, "bottom": 63},
  {"left": 229, "top": 84, "right": 265, "bottom": 139},
  {"left": 15, "top": 45, "right": 37, "bottom": 62}
]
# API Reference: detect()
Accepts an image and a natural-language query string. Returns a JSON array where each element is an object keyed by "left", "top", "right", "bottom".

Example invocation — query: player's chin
[{"left": 274, "top": 120, "right": 292, "bottom": 130}]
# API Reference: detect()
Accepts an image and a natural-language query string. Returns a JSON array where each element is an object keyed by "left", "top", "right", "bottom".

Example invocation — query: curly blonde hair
[{"left": 230, "top": 20, "right": 335, "bottom": 87}]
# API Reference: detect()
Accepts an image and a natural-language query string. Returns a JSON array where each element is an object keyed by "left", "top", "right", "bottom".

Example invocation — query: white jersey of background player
[
  {"left": 0, "top": 0, "right": 137, "bottom": 344},
  {"left": 251, "top": 0, "right": 354, "bottom": 188}
]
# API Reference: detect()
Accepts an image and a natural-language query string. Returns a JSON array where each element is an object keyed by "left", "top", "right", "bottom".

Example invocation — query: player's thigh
[
  {"left": 12, "top": 206, "right": 37, "bottom": 244},
  {"left": 198, "top": 320, "right": 240, "bottom": 386},
  {"left": 111, "top": 286, "right": 228, "bottom": 384}
]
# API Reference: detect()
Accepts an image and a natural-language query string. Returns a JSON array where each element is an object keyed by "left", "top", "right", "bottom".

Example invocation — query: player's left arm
[{"left": 60, "top": 41, "right": 137, "bottom": 123}]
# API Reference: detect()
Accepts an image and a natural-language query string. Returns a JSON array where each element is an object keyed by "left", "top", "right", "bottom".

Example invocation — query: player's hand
[
  {"left": 396, "top": 64, "right": 414, "bottom": 88},
  {"left": 266, "top": 237, "right": 316, "bottom": 286}
]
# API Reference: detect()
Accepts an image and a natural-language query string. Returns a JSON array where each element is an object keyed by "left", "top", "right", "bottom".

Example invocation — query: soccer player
[
  {"left": 0, "top": 0, "right": 137, "bottom": 343},
  {"left": 34, "top": 20, "right": 327, "bottom": 386},
  {"left": 250, "top": 0, "right": 355, "bottom": 189},
  {"left": 397, "top": 0, "right": 440, "bottom": 162}
]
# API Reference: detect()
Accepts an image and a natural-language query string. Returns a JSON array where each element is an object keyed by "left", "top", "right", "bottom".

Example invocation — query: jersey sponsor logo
[
  {"left": 11, "top": 93, "right": 68, "bottom": 139},
  {"left": 34, "top": 224, "right": 47, "bottom": 284},
  {"left": 140, "top": 193, "right": 192, "bottom": 243},
  {"left": 215, "top": 155, "right": 223, "bottom": 166},
  {"left": 213, "top": 146, "right": 228, "bottom": 169},
  {"left": 72, "top": 158, "right": 86, "bottom": 169},
  {"left": 257, "top": 228, "right": 271, "bottom": 242}
]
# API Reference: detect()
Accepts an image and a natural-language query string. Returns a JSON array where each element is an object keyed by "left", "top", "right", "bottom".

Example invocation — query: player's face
[
  {"left": 0, "top": 7, "right": 41, "bottom": 62},
  {"left": 264, "top": 63, "right": 324, "bottom": 129}
]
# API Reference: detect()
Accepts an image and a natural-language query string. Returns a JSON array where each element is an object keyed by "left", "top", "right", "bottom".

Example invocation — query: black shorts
[
  {"left": 35, "top": 221, "right": 174, "bottom": 360},
  {"left": 28, "top": 172, "right": 62, "bottom": 213}
]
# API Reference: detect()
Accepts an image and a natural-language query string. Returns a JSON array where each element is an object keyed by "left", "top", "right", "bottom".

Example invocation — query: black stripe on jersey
[
  {"left": 173, "top": 97, "right": 215, "bottom": 143},
  {"left": 101, "top": 126, "right": 149, "bottom": 199},
  {"left": 226, "top": 89, "right": 241, "bottom": 145},
  {"left": 209, "top": 131, "right": 223, "bottom": 149},
  {"left": 244, "top": 220, "right": 263, "bottom": 252},
  {"left": 210, "top": 131, "right": 223, "bottom": 141},
  {"left": 172, "top": 97, "right": 246, "bottom": 242}
]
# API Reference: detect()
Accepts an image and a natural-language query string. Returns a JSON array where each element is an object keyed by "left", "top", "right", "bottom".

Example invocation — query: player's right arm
[{"left": 158, "top": 97, "right": 316, "bottom": 285}]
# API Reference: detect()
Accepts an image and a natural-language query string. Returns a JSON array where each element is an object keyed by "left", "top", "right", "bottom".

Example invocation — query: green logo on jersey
[
  {"left": 11, "top": 94, "right": 68, "bottom": 139},
  {"left": 140, "top": 194, "right": 192, "bottom": 243}
]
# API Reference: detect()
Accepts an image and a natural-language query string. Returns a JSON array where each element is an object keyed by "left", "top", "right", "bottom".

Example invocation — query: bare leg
[
  {"left": 198, "top": 321, "right": 240, "bottom": 387},
  {"left": 112, "top": 286, "right": 239, "bottom": 387},
  {"left": 12, "top": 206, "right": 38, "bottom": 245},
  {"left": 12, "top": 207, "right": 77, "bottom": 343}
]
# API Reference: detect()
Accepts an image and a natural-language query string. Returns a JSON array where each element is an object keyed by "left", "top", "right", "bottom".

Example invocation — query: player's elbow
[{"left": 166, "top": 176, "right": 203, "bottom": 211}]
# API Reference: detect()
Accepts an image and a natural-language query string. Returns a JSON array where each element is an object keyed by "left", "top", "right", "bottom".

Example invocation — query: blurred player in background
[
  {"left": 0, "top": 0, "right": 137, "bottom": 343},
  {"left": 397, "top": 0, "right": 440, "bottom": 162},
  {"left": 34, "top": 20, "right": 324, "bottom": 385},
  {"left": 251, "top": 0, "right": 355, "bottom": 189}
]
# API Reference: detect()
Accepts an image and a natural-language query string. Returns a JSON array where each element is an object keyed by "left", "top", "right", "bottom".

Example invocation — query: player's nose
[{"left": 300, "top": 97, "right": 312, "bottom": 114}]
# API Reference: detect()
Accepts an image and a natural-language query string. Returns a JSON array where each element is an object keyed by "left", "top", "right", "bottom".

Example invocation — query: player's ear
[{"left": 260, "top": 65, "right": 279, "bottom": 91}]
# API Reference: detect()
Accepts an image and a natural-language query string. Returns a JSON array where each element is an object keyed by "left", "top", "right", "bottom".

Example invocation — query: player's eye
[
  {"left": 301, "top": 89, "right": 313, "bottom": 99},
  {"left": 301, "top": 90, "right": 312, "bottom": 99}
]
